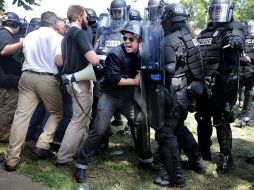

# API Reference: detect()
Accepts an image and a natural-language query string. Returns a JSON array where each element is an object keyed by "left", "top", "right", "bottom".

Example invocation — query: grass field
[{"left": 0, "top": 113, "right": 254, "bottom": 190}]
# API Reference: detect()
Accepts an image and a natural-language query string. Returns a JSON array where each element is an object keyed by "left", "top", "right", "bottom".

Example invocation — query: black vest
[{"left": 197, "top": 25, "right": 227, "bottom": 77}]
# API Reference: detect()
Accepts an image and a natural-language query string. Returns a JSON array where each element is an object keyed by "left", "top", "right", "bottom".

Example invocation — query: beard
[{"left": 81, "top": 19, "right": 88, "bottom": 30}]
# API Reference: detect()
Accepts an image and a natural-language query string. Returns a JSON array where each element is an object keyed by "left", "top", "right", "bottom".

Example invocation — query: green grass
[{"left": 0, "top": 113, "right": 254, "bottom": 190}]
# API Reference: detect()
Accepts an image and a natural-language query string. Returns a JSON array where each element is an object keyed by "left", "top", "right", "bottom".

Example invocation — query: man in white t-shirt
[{"left": 4, "top": 11, "right": 63, "bottom": 172}]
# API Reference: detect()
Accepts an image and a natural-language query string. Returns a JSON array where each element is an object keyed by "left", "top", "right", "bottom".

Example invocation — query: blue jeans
[{"left": 76, "top": 92, "right": 152, "bottom": 166}]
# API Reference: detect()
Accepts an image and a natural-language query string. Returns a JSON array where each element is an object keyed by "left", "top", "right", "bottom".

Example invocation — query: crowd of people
[{"left": 0, "top": 0, "right": 253, "bottom": 188}]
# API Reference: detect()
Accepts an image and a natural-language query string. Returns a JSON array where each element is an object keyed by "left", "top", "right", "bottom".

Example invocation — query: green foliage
[
  {"left": 0, "top": 0, "right": 41, "bottom": 11},
  {"left": 181, "top": 0, "right": 210, "bottom": 32},
  {"left": 233, "top": 0, "right": 254, "bottom": 21}
]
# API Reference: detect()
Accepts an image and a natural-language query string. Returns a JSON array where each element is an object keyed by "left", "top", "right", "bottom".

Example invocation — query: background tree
[
  {"left": 0, "top": 0, "right": 41, "bottom": 11},
  {"left": 181, "top": 0, "right": 209, "bottom": 34},
  {"left": 233, "top": 0, "right": 254, "bottom": 21}
]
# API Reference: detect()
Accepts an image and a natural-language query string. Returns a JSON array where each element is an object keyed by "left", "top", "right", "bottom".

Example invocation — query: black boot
[
  {"left": 74, "top": 167, "right": 86, "bottom": 183},
  {"left": 170, "top": 166, "right": 186, "bottom": 188},
  {"left": 216, "top": 153, "right": 234, "bottom": 172},
  {"left": 155, "top": 166, "right": 186, "bottom": 187},
  {"left": 4, "top": 162, "right": 17, "bottom": 172},
  {"left": 138, "top": 161, "right": 163, "bottom": 171},
  {"left": 201, "top": 151, "right": 212, "bottom": 161},
  {"left": 181, "top": 157, "right": 206, "bottom": 174},
  {"left": 154, "top": 175, "right": 171, "bottom": 187}
]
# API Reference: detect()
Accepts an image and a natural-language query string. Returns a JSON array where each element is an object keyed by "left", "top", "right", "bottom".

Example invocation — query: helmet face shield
[
  {"left": 246, "top": 21, "right": 254, "bottom": 36},
  {"left": 111, "top": 7, "right": 126, "bottom": 20},
  {"left": 144, "top": 5, "right": 161, "bottom": 22},
  {"left": 208, "top": 4, "right": 232, "bottom": 23},
  {"left": 247, "top": 25, "right": 254, "bottom": 36},
  {"left": 109, "top": 7, "right": 128, "bottom": 29}
]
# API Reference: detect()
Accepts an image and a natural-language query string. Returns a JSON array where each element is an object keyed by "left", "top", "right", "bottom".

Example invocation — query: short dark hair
[{"left": 40, "top": 11, "right": 58, "bottom": 27}]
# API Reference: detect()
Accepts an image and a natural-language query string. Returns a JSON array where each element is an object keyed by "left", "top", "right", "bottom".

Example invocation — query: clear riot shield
[
  {"left": 141, "top": 20, "right": 164, "bottom": 130},
  {"left": 96, "top": 13, "right": 110, "bottom": 39},
  {"left": 94, "top": 28, "right": 124, "bottom": 77},
  {"left": 98, "top": 13, "right": 110, "bottom": 28}
]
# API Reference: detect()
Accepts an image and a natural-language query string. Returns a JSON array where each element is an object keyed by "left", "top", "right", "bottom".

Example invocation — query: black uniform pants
[{"left": 196, "top": 76, "right": 236, "bottom": 157}]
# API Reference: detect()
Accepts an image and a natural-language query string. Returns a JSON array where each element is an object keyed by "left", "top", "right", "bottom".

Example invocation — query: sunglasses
[{"left": 123, "top": 36, "right": 135, "bottom": 42}]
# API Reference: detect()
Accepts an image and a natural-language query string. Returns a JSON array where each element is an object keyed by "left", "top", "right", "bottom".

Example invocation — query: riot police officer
[
  {"left": 108, "top": 0, "right": 129, "bottom": 30},
  {"left": 243, "top": 20, "right": 254, "bottom": 168},
  {"left": 85, "top": 8, "right": 98, "bottom": 46},
  {"left": 161, "top": 3, "right": 206, "bottom": 174},
  {"left": 234, "top": 20, "right": 254, "bottom": 127},
  {"left": 144, "top": 2, "right": 205, "bottom": 187},
  {"left": 196, "top": 0, "right": 245, "bottom": 172}
]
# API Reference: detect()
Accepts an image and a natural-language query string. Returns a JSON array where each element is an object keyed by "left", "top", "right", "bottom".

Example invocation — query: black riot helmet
[
  {"left": 2, "top": 12, "right": 20, "bottom": 28},
  {"left": 245, "top": 20, "right": 254, "bottom": 36},
  {"left": 85, "top": 8, "right": 98, "bottom": 28},
  {"left": 109, "top": 0, "right": 129, "bottom": 20},
  {"left": 108, "top": 0, "right": 129, "bottom": 30},
  {"left": 18, "top": 18, "right": 28, "bottom": 36},
  {"left": 29, "top": 17, "right": 41, "bottom": 30},
  {"left": 120, "top": 20, "right": 142, "bottom": 40},
  {"left": 161, "top": 3, "right": 189, "bottom": 22},
  {"left": 129, "top": 9, "right": 142, "bottom": 21},
  {"left": 207, "top": 0, "right": 233, "bottom": 23}
]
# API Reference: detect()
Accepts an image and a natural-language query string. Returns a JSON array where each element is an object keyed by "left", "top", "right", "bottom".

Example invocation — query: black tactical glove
[
  {"left": 229, "top": 36, "right": 244, "bottom": 50},
  {"left": 93, "top": 63, "right": 105, "bottom": 80},
  {"left": 187, "top": 81, "right": 204, "bottom": 97}
]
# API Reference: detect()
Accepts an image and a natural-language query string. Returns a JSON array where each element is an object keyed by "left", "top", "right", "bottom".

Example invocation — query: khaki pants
[
  {"left": 5, "top": 72, "right": 63, "bottom": 166},
  {"left": 57, "top": 80, "right": 93, "bottom": 163},
  {"left": 0, "top": 88, "right": 18, "bottom": 142}
]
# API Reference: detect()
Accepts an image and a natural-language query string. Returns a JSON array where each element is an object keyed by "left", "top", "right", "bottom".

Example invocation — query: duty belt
[{"left": 23, "top": 69, "right": 57, "bottom": 77}]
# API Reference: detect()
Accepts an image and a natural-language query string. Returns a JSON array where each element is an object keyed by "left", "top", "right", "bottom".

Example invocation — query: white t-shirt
[{"left": 22, "top": 27, "right": 63, "bottom": 74}]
